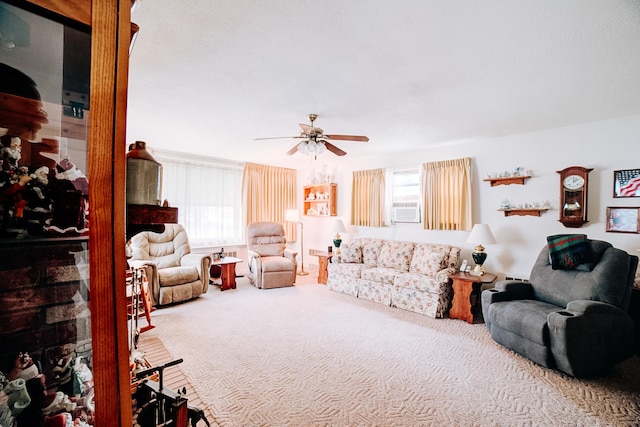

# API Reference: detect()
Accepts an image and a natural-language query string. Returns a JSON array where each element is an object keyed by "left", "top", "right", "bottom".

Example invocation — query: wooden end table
[
  {"left": 449, "top": 272, "right": 497, "bottom": 324},
  {"left": 314, "top": 251, "right": 333, "bottom": 284},
  {"left": 210, "top": 256, "right": 242, "bottom": 291}
]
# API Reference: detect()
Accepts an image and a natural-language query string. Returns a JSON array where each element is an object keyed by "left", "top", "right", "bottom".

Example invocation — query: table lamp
[
  {"left": 285, "top": 209, "right": 308, "bottom": 275},
  {"left": 331, "top": 219, "right": 347, "bottom": 255},
  {"left": 466, "top": 224, "right": 497, "bottom": 276}
]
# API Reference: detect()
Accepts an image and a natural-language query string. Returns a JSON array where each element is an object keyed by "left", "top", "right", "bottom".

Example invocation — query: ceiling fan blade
[
  {"left": 299, "top": 123, "right": 323, "bottom": 136},
  {"left": 286, "top": 143, "right": 301, "bottom": 155},
  {"left": 254, "top": 136, "right": 304, "bottom": 140},
  {"left": 324, "top": 141, "right": 347, "bottom": 156},
  {"left": 299, "top": 123, "right": 313, "bottom": 134},
  {"left": 325, "top": 134, "right": 369, "bottom": 142}
]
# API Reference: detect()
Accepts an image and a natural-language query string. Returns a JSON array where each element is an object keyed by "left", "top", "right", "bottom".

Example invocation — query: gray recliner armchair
[
  {"left": 481, "top": 236, "right": 638, "bottom": 377},
  {"left": 246, "top": 221, "right": 298, "bottom": 289}
]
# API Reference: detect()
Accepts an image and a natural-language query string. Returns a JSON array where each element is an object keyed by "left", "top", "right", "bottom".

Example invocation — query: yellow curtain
[
  {"left": 351, "top": 168, "right": 385, "bottom": 227},
  {"left": 423, "top": 157, "right": 473, "bottom": 231},
  {"left": 242, "top": 163, "right": 297, "bottom": 239}
]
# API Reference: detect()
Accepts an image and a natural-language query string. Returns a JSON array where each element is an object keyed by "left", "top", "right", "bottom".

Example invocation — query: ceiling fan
[{"left": 254, "top": 114, "right": 369, "bottom": 157}]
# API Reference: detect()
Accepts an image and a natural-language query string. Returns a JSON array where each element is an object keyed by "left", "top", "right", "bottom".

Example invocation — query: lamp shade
[
  {"left": 285, "top": 209, "right": 300, "bottom": 222},
  {"left": 466, "top": 224, "right": 497, "bottom": 245},
  {"left": 331, "top": 219, "right": 347, "bottom": 234}
]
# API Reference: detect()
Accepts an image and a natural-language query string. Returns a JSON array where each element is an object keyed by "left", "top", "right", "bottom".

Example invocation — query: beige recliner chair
[
  {"left": 129, "top": 224, "right": 211, "bottom": 306},
  {"left": 246, "top": 222, "right": 297, "bottom": 289}
]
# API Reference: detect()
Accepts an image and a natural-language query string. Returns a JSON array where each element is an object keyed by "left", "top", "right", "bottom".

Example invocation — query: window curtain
[
  {"left": 153, "top": 151, "right": 244, "bottom": 246},
  {"left": 422, "top": 157, "right": 473, "bottom": 231},
  {"left": 242, "top": 162, "right": 297, "bottom": 240},
  {"left": 351, "top": 168, "right": 385, "bottom": 227}
]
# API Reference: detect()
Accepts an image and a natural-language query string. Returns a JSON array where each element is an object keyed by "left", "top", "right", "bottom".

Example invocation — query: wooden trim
[
  {"left": 24, "top": 0, "right": 90, "bottom": 25},
  {"left": 88, "top": 0, "right": 132, "bottom": 425}
]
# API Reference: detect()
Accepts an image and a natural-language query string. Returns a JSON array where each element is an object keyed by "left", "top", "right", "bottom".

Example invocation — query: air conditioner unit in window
[{"left": 391, "top": 202, "right": 421, "bottom": 223}]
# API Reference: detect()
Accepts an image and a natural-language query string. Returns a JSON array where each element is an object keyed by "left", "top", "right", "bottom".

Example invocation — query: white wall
[{"left": 291, "top": 114, "right": 640, "bottom": 280}]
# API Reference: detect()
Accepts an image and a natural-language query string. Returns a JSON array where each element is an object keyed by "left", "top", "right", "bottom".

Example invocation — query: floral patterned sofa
[{"left": 327, "top": 238, "right": 461, "bottom": 318}]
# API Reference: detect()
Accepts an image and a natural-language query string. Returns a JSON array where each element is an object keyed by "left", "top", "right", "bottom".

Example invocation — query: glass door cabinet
[{"left": 0, "top": 0, "right": 131, "bottom": 425}]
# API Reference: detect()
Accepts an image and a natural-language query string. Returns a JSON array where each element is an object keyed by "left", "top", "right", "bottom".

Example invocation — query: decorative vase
[{"left": 126, "top": 141, "right": 163, "bottom": 206}]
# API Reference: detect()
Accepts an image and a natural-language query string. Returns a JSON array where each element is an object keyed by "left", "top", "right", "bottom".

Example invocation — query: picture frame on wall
[
  {"left": 613, "top": 169, "right": 640, "bottom": 198},
  {"left": 606, "top": 207, "right": 640, "bottom": 233}
]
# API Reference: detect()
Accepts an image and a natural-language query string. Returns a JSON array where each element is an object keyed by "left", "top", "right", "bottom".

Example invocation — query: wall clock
[{"left": 557, "top": 166, "right": 593, "bottom": 228}]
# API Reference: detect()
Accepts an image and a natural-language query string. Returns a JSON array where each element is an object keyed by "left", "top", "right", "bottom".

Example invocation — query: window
[
  {"left": 152, "top": 149, "right": 244, "bottom": 247},
  {"left": 388, "top": 167, "right": 422, "bottom": 223}
]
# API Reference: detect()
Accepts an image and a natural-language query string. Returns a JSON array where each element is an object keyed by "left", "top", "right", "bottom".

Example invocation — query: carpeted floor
[{"left": 138, "top": 274, "right": 640, "bottom": 426}]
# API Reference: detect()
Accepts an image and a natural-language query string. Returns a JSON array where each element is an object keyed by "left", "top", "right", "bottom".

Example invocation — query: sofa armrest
[
  {"left": 435, "top": 267, "right": 457, "bottom": 283},
  {"left": 181, "top": 253, "right": 212, "bottom": 293},
  {"left": 247, "top": 249, "right": 263, "bottom": 288},
  {"left": 482, "top": 281, "right": 533, "bottom": 305},
  {"left": 283, "top": 248, "right": 298, "bottom": 264},
  {"left": 481, "top": 280, "right": 534, "bottom": 329},
  {"left": 128, "top": 260, "right": 160, "bottom": 306},
  {"left": 547, "top": 300, "right": 635, "bottom": 377}
]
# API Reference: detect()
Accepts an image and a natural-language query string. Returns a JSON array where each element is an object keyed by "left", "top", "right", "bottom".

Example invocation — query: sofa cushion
[
  {"left": 361, "top": 267, "right": 406, "bottom": 285},
  {"left": 489, "top": 299, "right": 560, "bottom": 346},
  {"left": 547, "top": 234, "right": 591, "bottom": 270},
  {"left": 356, "top": 238, "right": 385, "bottom": 266},
  {"left": 340, "top": 242, "right": 362, "bottom": 263},
  {"left": 328, "top": 262, "right": 365, "bottom": 279},
  {"left": 261, "top": 256, "right": 295, "bottom": 272},
  {"left": 410, "top": 244, "right": 452, "bottom": 277},
  {"left": 377, "top": 241, "right": 415, "bottom": 271},
  {"left": 394, "top": 273, "right": 449, "bottom": 294},
  {"left": 158, "top": 266, "right": 199, "bottom": 287},
  {"left": 247, "top": 222, "right": 287, "bottom": 256}
]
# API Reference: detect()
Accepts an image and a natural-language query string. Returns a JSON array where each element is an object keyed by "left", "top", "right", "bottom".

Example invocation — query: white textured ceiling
[{"left": 126, "top": 0, "right": 640, "bottom": 167}]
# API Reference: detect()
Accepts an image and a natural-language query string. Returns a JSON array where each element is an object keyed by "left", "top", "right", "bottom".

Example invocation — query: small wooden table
[
  {"left": 210, "top": 256, "right": 242, "bottom": 291},
  {"left": 449, "top": 272, "right": 497, "bottom": 324},
  {"left": 314, "top": 251, "right": 333, "bottom": 284}
]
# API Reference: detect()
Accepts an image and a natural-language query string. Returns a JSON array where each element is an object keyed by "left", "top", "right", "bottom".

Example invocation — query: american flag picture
[{"left": 614, "top": 169, "right": 640, "bottom": 198}]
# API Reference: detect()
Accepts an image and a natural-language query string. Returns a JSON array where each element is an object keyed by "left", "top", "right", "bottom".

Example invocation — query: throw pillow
[
  {"left": 340, "top": 243, "right": 362, "bottom": 263},
  {"left": 547, "top": 234, "right": 591, "bottom": 270}
]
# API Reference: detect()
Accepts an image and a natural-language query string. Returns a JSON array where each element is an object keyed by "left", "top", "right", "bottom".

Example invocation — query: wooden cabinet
[
  {"left": 304, "top": 183, "right": 337, "bottom": 216},
  {"left": 4, "top": 1, "right": 134, "bottom": 424},
  {"left": 127, "top": 204, "right": 179, "bottom": 224}
]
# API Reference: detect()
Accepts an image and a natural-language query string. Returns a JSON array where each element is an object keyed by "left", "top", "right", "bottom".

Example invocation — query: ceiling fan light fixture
[
  {"left": 307, "top": 139, "right": 317, "bottom": 152},
  {"left": 316, "top": 141, "right": 327, "bottom": 154},
  {"left": 297, "top": 141, "right": 309, "bottom": 154}
]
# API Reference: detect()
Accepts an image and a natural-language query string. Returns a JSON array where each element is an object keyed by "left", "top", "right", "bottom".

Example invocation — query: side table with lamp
[{"left": 449, "top": 224, "right": 498, "bottom": 323}]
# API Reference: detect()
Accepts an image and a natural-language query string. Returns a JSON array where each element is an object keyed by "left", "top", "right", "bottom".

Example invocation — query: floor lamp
[{"left": 285, "top": 209, "right": 309, "bottom": 275}]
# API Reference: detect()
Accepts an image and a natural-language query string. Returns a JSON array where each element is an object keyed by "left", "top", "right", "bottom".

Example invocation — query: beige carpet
[{"left": 139, "top": 275, "right": 640, "bottom": 426}]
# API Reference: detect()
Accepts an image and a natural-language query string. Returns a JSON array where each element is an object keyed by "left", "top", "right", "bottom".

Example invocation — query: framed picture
[
  {"left": 606, "top": 207, "right": 640, "bottom": 233},
  {"left": 613, "top": 169, "right": 640, "bottom": 198}
]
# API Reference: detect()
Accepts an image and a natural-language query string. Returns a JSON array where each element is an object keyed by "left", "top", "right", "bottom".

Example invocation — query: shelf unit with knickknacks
[
  {"left": 304, "top": 183, "right": 337, "bottom": 216},
  {"left": 485, "top": 173, "right": 550, "bottom": 217},
  {"left": 483, "top": 175, "right": 532, "bottom": 186},
  {"left": 498, "top": 208, "right": 549, "bottom": 217}
]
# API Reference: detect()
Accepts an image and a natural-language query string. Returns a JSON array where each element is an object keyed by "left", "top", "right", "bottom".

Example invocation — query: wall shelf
[
  {"left": 499, "top": 208, "right": 549, "bottom": 217},
  {"left": 304, "top": 183, "right": 337, "bottom": 216},
  {"left": 484, "top": 176, "right": 531, "bottom": 186}
]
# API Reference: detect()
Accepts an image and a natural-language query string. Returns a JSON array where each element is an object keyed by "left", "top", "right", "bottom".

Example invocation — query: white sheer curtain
[{"left": 153, "top": 150, "right": 244, "bottom": 247}]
